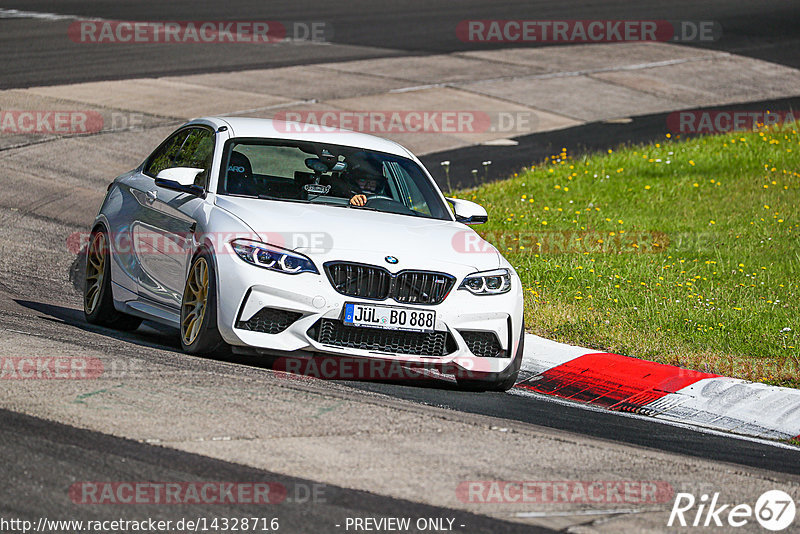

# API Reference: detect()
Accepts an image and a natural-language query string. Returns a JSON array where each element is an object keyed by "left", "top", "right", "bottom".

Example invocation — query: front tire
[
  {"left": 457, "top": 324, "right": 524, "bottom": 392},
  {"left": 180, "top": 250, "right": 225, "bottom": 355},
  {"left": 83, "top": 227, "right": 143, "bottom": 331}
]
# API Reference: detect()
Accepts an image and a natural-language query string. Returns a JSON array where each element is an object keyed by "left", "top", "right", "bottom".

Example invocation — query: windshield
[{"left": 217, "top": 139, "right": 451, "bottom": 220}]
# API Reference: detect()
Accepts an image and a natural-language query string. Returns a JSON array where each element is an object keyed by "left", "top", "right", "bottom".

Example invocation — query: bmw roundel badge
[{"left": 385, "top": 256, "right": 399, "bottom": 264}]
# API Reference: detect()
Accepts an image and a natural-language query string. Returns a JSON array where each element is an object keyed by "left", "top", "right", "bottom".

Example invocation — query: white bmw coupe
[{"left": 84, "top": 117, "right": 524, "bottom": 390}]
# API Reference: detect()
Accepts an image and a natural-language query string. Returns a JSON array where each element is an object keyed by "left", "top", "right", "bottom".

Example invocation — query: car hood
[{"left": 214, "top": 195, "right": 501, "bottom": 273}]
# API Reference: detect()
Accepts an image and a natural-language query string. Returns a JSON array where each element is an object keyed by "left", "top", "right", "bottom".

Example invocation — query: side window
[
  {"left": 174, "top": 128, "right": 214, "bottom": 186},
  {"left": 144, "top": 129, "right": 190, "bottom": 177},
  {"left": 144, "top": 127, "right": 215, "bottom": 187},
  {"left": 403, "top": 175, "right": 433, "bottom": 216},
  {"left": 383, "top": 161, "right": 432, "bottom": 215}
]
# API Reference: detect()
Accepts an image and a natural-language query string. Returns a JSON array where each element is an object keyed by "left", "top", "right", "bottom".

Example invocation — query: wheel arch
[
  {"left": 186, "top": 239, "right": 224, "bottom": 330},
  {"left": 87, "top": 219, "right": 114, "bottom": 294},
  {"left": 187, "top": 238, "right": 220, "bottom": 286}
]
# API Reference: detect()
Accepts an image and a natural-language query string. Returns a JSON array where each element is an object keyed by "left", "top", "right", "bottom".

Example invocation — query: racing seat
[{"left": 226, "top": 151, "right": 258, "bottom": 196}]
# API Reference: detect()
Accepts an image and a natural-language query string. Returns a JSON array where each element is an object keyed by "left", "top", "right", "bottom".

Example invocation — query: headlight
[
  {"left": 230, "top": 239, "right": 318, "bottom": 275},
  {"left": 458, "top": 268, "right": 511, "bottom": 295}
]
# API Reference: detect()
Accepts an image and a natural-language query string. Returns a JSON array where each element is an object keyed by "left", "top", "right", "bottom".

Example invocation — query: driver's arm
[{"left": 349, "top": 194, "right": 367, "bottom": 206}]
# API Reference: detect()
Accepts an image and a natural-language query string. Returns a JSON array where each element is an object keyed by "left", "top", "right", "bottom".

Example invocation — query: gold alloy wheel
[
  {"left": 181, "top": 257, "right": 209, "bottom": 346},
  {"left": 85, "top": 232, "right": 106, "bottom": 315}
]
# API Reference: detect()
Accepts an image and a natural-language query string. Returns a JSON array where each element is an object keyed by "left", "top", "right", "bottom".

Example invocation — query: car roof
[{"left": 194, "top": 116, "right": 416, "bottom": 159}]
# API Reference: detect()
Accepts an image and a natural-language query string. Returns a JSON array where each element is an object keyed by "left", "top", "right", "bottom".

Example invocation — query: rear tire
[
  {"left": 83, "top": 227, "right": 143, "bottom": 331},
  {"left": 457, "top": 324, "right": 524, "bottom": 392},
  {"left": 180, "top": 249, "right": 225, "bottom": 355}
]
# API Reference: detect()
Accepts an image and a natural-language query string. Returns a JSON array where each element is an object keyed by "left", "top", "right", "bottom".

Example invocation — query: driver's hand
[{"left": 349, "top": 194, "right": 367, "bottom": 206}]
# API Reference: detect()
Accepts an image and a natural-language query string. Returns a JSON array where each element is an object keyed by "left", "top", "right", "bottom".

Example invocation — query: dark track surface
[
  {"left": 11, "top": 302, "right": 800, "bottom": 479},
  {"left": 0, "top": 0, "right": 798, "bottom": 89},
  {"left": 7, "top": 296, "right": 800, "bottom": 480},
  {"left": 344, "top": 380, "right": 800, "bottom": 476},
  {"left": 0, "top": 408, "right": 551, "bottom": 534},
  {"left": 421, "top": 96, "right": 800, "bottom": 190}
]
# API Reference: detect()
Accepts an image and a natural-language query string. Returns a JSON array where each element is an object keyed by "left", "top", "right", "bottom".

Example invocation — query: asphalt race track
[
  {"left": 3, "top": 1, "right": 799, "bottom": 189},
  {"left": 1, "top": 0, "right": 799, "bottom": 88},
  {"left": 2, "top": 1, "right": 800, "bottom": 531},
  {"left": 1, "top": 296, "right": 799, "bottom": 529},
  {"left": 0, "top": 409, "right": 545, "bottom": 533}
]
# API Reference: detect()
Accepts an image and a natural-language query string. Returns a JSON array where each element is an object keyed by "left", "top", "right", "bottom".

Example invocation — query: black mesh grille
[
  {"left": 309, "top": 319, "right": 455, "bottom": 356},
  {"left": 460, "top": 331, "right": 507, "bottom": 358},
  {"left": 394, "top": 271, "right": 455, "bottom": 305},
  {"left": 237, "top": 307, "right": 303, "bottom": 334},
  {"left": 325, "top": 263, "right": 391, "bottom": 300},
  {"left": 324, "top": 262, "right": 455, "bottom": 305}
]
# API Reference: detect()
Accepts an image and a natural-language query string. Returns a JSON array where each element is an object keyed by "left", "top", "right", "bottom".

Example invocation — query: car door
[
  {"left": 133, "top": 126, "right": 214, "bottom": 309},
  {"left": 105, "top": 128, "right": 189, "bottom": 304}
]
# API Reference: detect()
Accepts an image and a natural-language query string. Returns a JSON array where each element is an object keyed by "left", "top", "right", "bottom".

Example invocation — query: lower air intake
[
  {"left": 237, "top": 307, "right": 303, "bottom": 334},
  {"left": 309, "top": 319, "right": 455, "bottom": 357},
  {"left": 460, "top": 330, "right": 507, "bottom": 358}
]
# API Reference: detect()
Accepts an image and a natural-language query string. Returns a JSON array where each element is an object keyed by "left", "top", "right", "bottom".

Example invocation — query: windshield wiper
[
  {"left": 305, "top": 196, "right": 371, "bottom": 209},
  {"left": 235, "top": 192, "right": 380, "bottom": 211},
  {"left": 258, "top": 194, "right": 309, "bottom": 203}
]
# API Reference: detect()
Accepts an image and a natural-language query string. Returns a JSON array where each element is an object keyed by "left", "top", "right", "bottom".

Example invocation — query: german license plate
[{"left": 343, "top": 303, "right": 435, "bottom": 333}]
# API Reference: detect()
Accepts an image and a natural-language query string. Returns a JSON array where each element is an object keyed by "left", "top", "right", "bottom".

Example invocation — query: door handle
[{"left": 145, "top": 190, "right": 157, "bottom": 204}]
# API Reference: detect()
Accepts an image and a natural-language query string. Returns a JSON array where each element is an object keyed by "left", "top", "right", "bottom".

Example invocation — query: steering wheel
[
  {"left": 363, "top": 194, "right": 416, "bottom": 216},
  {"left": 364, "top": 195, "right": 395, "bottom": 205}
]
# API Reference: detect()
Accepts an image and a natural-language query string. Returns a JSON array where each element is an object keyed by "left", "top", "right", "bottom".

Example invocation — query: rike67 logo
[{"left": 669, "top": 490, "right": 796, "bottom": 531}]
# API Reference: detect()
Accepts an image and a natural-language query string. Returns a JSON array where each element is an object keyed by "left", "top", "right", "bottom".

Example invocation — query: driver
[
  {"left": 312, "top": 151, "right": 367, "bottom": 206},
  {"left": 315, "top": 150, "right": 380, "bottom": 207},
  {"left": 350, "top": 194, "right": 367, "bottom": 206},
  {"left": 319, "top": 175, "right": 366, "bottom": 205},
  {"left": 348, "top": 176, "right": 384, "bottom": 206}
]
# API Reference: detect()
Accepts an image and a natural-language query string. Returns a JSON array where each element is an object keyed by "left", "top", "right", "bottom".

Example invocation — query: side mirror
[
  {"left": 447, "top": 197, "right": 488, "bottom": 225},
  {"left": 156, "top": 167, "right": 203, "bottom": 185},
  {"left": 155, "top": 167, "right": 205, "bottom": 197}
]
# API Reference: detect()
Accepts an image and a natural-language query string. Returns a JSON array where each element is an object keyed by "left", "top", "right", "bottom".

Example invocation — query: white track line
[
  {"left": 0, "top": 8, "right": 100, "bottom": 21},
  {"left": 514, "top": 507, "right": 663, "bottom": 518}
]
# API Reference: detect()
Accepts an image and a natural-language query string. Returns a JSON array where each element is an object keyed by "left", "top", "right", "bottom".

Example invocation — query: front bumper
[{"left": 214, "top": 250, "right": 524, "bottom": 375}]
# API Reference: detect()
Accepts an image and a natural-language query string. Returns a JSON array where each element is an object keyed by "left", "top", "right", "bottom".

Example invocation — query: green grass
[{"left": 455, "top": 125, "right": 800, "bottom": 387}]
